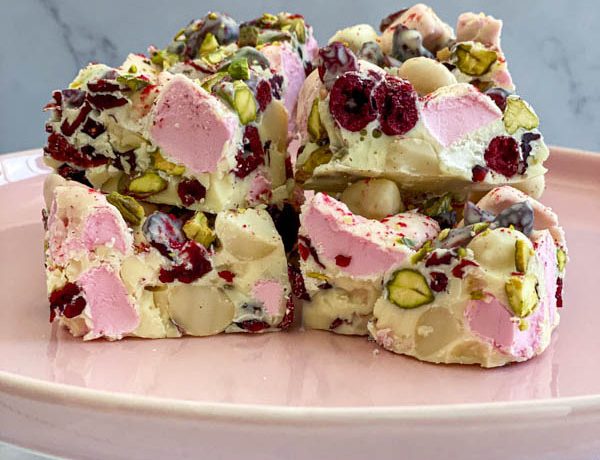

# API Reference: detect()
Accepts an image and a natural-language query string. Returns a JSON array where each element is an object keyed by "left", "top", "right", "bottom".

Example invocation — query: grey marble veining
[{"left": 1, "top": 0, "right": 599, "bottom": 154}]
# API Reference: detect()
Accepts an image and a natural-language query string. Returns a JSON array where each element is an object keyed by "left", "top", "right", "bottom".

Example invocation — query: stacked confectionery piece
[
  {"left": 43, "top": 12, "right": 317, "bottom": 339},
  {"left": 42, "top": 5, "right": 567, "bottom": 367},
  {"left": 293, "top": 3, "right": 566, "bottom": 367}
]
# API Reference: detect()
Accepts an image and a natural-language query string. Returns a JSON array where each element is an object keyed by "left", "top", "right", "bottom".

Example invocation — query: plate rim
[{"left": 1, "top": 146, "right": 600, "bottom": 423}]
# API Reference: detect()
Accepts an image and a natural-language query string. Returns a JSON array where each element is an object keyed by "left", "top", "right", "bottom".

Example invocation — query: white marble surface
[
  {"left": 0, "top": 0, "right": 599, "bottom": 155},
  {"left": 0, "top": 1, "right": 598, "bottom": 459}
]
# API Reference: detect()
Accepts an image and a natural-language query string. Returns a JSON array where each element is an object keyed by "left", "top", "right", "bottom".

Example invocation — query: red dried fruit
[
  {"left": 44, "top": 132, "right": 109, "bottom": 168},
  {"left": 142, "top": 212, "right": 186, "bottom": 257},
  {"left": 335, "top": 254, "right": 352, "bottom": 267},
  {"left": 177, "top": 178, "right": 207, "bottom": 206},
  {"left": 318, "top": 42, "right": 358, "bottom": 90},
  {"left": 429, "top": 272, "right": 448, "bottom": 292},
  {"left": 56, "top": 164, "right": 92, "bottom": 186},
  {"left": 49, "top": 282, "right": 86, "bottom": 321},
  {"left": 484, "top": 136, "right": 521, "bottom": 178},
  {"left": 255, "top": 79, "right": 272, "bottom": 112},
  {"left": 484, "top": 87, "right": 511, "bottom": 112},
  {"left": 451, "top": 259, "right": 479, "bottom": 279},
  {"left": 298, "top": 236, "right": 325, "bottom": 268},
  {"left": 218, "top": 270, "right": 235, "bottom": 283},
  {"left": 81, "top": 117, "right": 106, "bottom": 139},
  {"left": 234, "top": 125, "right": 265, "bottom": 178},
  {"left": 87, "top": 79, "right": 121, "bottom": 93},
  {"left": 159, "top": 240, "right": 212, "bottom": 284},
  {"left": 471, "top": 165, "right": 489, "bottom": 182},
  {"left": 61, "top": 89, "right": 86, "bottom": 108},
  {"left": 278, "top": 296, "right": 295, "bottom": 330},
  {"left": 87, "top": 93, "right": 128, "bottom": 110},
  {"left": 298, "top": 243, "right": 310, "bottom": 261},
  {"left": 425, "top": 251, "right": 454, "bottom": 267},
  {"left": 60, "top": 102, "right": 93, "bottom": 137},
  {"left": 236, "top": 319, "right": 270, "bottom": 333},
  {"left": 267, "top": 204, "right": 300, "bottom": 254},
  {"left": 288, "top": 263, "right": 310, "bottom": 301},
  {"left": 373, "top": 75, "right": 419, "bottom": 136},
  {"left": 556, "top": 277, "right": 564, "bottom": 308},
  {"left": 269, "top": 74, "right": 284, "bottom": 99},
  {"left": 329, "top": 72, "right": 377, "bottom": 132}
]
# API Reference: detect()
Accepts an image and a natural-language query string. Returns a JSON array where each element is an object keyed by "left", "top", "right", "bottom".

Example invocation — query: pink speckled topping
[
  {"left": 150, "top": 75, "right": 238, "bottom": 175},
  {"left": 78, "top": 266, "right": 139, "bottom": 339},
  {"left": 300, "top": 193, "right": 412, "bottom": 276},
  {"left": 457, "top": 12, "right": 502, "bottom": 50},
  {"left": 421, "top": 84, "right": 502, "bottom": 147},
  {"left": 252, "top": 279, "right": 285, "bottom": 317},
  {"left": 47, "top": 186, "right": 129, "bottom": 265},
  {"left": 380, "top": 212, "right": 440, "bottom": 248},
  {"left": 246, "top": 174, "right": 272, "bottom": 206}
]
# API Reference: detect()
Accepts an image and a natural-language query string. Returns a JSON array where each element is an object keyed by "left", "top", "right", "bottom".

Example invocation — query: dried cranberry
[
  {"left": 278, "top": 297, "right": 295, "bottom": 330},
  {"left": 335, "top": 255, "right": 352, "bottom": 267},
  {"left": 298, "top": 236, "right": 325, "bottom": 268},
  {"left": 318, "top": 282, "right": 333, "bottom": 289},
  {"left": 81, "top": 117, "right": 106, "bottom": 139},
  {"left": 373, "top": 75, "right": 419, "bottom": 136},
  {"left": 451, "top": 259, "right": 478, "bottom": 279},
  {"left": 177, "top": 179, "right": 207, "bottom": 206},
  {"left": 425, "top": 251, "right": 454, "bottom": 267},
  {"left": 218, "top": 270, "right": 235, "bottom": 283},
  {"left": 44, "top": 132, "right": 108, "bottom": 168},
  {"left": 49, "top": 282, "right": 86, "bottom": 321},
  {"left": 288, "top": 263, "right": 310, "bottom": 301},
  {"left": 317, "top": 42, "right": 358, "bottom": 90},
  {"left": 269, "top": 74, "right": 284, "bottom": 99},
  {"left": 329, "top": 72, "right": 377, "bottom": 132},
  {"left": 255, "top": 80, "right": 272, "bottom": 112},
  {"left": 57, "top": 164, "right": 92, "bottom": 186},
  {"left": 236, "top": 319, "right": 270, "bottom": 333},
  {"left": 285, "top": 156, "right": 293, "bottom": 179},
  {"left": 87, "top": 79, "right": 120, "bottom": 93},
  {"left": 429, "top": 272, "right": 448, "bottom": 292},
  {"left": 234, "top": 125, "right": 265, "bottom": 178},
  {"left": 159, "top": 241, "right": 212, "bottom": 284},
  {"left": 379, "top": 8, "right": 408, "bottom": 32},
  {"left": 484, "top": 136, "right": 521, "bottom": 178},
  {"left": 298, "top": 243, "right": 310, "bottom": 261},
  {"left": 485, "top": 87, "right": 511, "bottom": 112},
  {"left": 268, "top": 203, "right": 300, "bottom": 253},
  {"left": 60, "top": 102, "right": 92, "bottom": 137},
  {"left": 87, "top": 93, "right": 128, "bottom": 110},
  {"left": 556, "top": 277, "right": 564, "bottom": 308},
  {"left": 472, "top": 165, "right": 489, "bottom": 182}
]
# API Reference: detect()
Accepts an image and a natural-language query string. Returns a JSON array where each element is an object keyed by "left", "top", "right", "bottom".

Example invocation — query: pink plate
[{"left": 1, "top": 148, "right": 599, "bottom": 460}]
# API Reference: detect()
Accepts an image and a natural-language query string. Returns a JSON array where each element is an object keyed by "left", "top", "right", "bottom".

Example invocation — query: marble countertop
[{"left": 0, "top": 0, "right": 598, "bottom": 155}]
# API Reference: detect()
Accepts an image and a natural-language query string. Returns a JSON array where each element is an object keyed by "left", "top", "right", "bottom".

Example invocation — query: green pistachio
[
  {"left": 473, "top": 222, "right": 490, "bottom": 234},
  {"left": 200, "top": 72, "right": 228, "bottom": 93},
  {"left": 238, "top": 26, "right": 259, "bottom": 47},
  {"left": 503, "top": 96, "right": 540, "bottom": 134},
  {"left": 470, "top": 290, "right": 485, "bottom": 300},
  {"left": 106, "top": 192, "right": 145, "bottom": 226},
  {"left": 557, "top": 248, "right": 567, "bottom": 272},
  {"left": 183, "top": 212, "right": 215, "bottom": 248},
  {"left": 397, "top": 237, "right": 416, "bottom": 248},
  {"left": 296, "top": 146, "right": 333, "bottom": 183},
  {"left": 117, "top": 74, "right": 150, "bottom": 92},
  {"left": 505, "top": 273, "right": 539, "bottom": 318},
  {"left": 437, "top": 228, "right": 451, "bottom": 241},
  {"left": 227, "top": 57, "right": 250, "bottom": 80},
  {"left": 128, "top": 64, "right": 138, "bottom": 73},
  {"left": 514, "top": 239, "right": 533, "bottom": 273},
  {"left": 200, "top": 33, "right": 220, "bottom": 56},
  {"left": 455, "top": 43, "right": 497, "bottom": 76},
  {"left": 127, "top": 171, "right": 168, "bottom": 196},
  {"left": 387, "top": 269, "right": 434, "bottom": 309},
  {"left": 457, "top": 247, "right": 467, "bottom": 258},
  {"left": 423, "top": 193, "right": 453, "bottom": 218},
  {"left": 153, "top": 151, "right": 185, "bottom": 176},
  {"left": 307, "top": 99, "right": 323, "bottom": 141},
  {"left": 232, "top": 80, "right": 257, "bottom": 124},
  {"left": 518, "top": 319, "right": 529, "bottom": 331},
  {"left": 307, "top": 272, "right": 329, "bottom": 281},
  {"left": 411, "top": 240, "right": 433, "bottom": 264}
]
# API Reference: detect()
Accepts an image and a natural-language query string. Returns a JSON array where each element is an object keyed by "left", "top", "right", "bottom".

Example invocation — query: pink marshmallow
[
  {"left": 78, "top": 266, "right": 139, "bottom": 338},
  {"left": 421, "top": 84, "right": 502, "bottom": 147},
  {"left": 150, "top": 75, "right": 238, "bottom": 175},
  {"left": 252, "top": 280, "right": 285, "bottom": 317},
  {"left": 457, "top": 12, "right": 502, "bottom": 50},
  {"left": 300, "top": 193, "right": 411, "bottom": 277},
  {"left": 83, "top": 210, "right": 128, "bottom": 254}
]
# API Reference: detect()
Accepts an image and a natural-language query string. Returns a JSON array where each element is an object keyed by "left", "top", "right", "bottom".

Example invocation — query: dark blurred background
[{"left": 1, "top": 0, "right": 598, "bottom": 153}]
